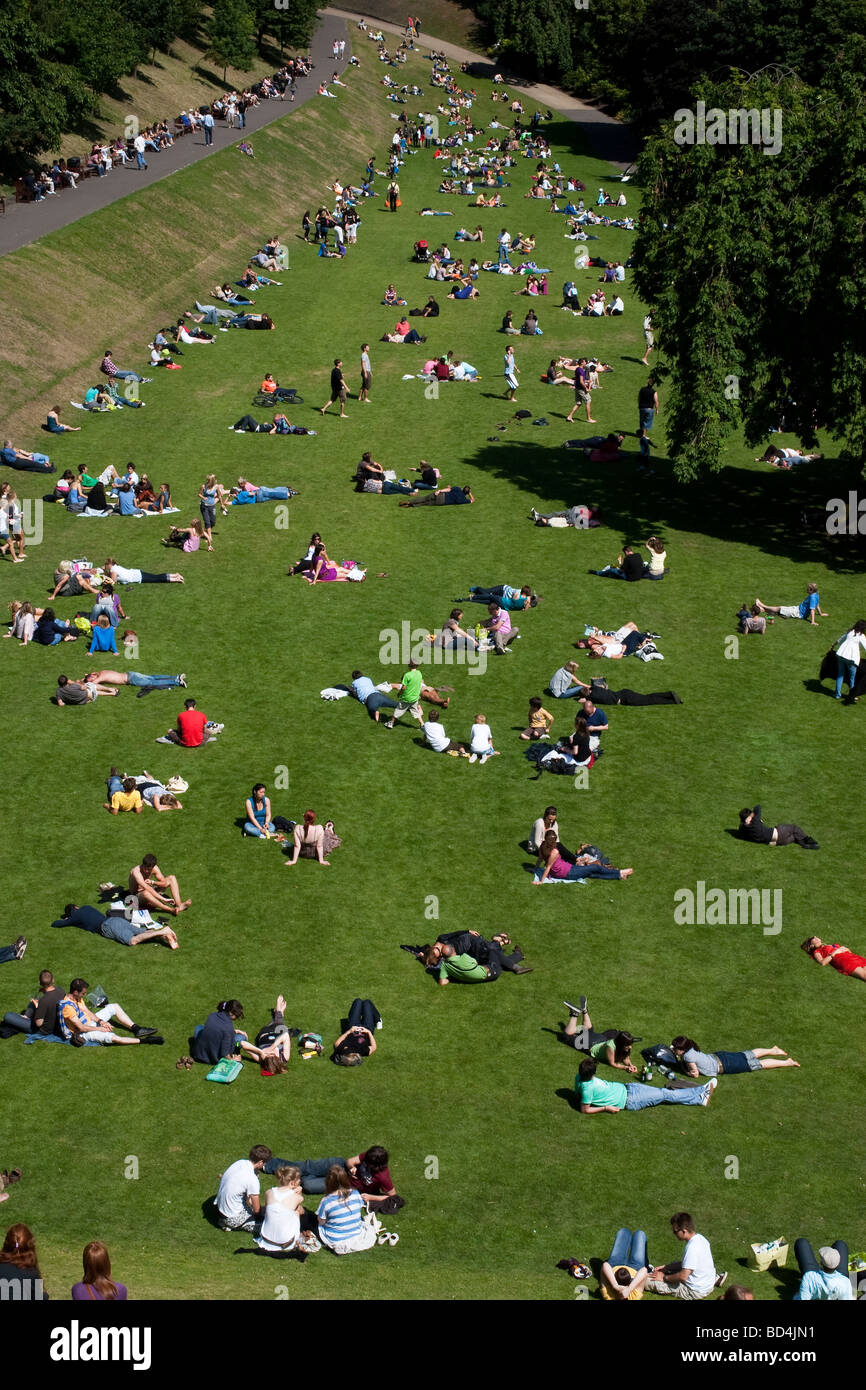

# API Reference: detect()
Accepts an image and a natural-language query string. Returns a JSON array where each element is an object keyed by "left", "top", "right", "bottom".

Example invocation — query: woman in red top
[{"left": 802, "top": 937, "right": 866, "bottom": 981}]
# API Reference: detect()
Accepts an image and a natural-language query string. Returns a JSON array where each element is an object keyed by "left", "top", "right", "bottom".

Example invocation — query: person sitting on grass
[
  {"left": 192, "top": 1000, "right": 263, "bottom": 1066},
  {"left": 214, "top": 1145, "right": 272, "bottom": 1232},
  {"left": 88, "top": 614, "right": 117, "bottom": 656},
  {"left": 422, "top": 708, "right": 469, "bottom": 756},
  {"left": 670, "top": 1035, "right": 800, "bottom": 1076},
  {"left": 0, "top": 1225, "right": 48, "bottom": 1299},
  {"left": 561, "top": 996, "right": 638, "bottom": 1071},
  {"left": 793, "top": 1240, "right": 853, "bottom": 1300},
  {"left": 600, "top": 1229, "right": 650, "bottom": 1300},
  {"left": 72, "top": 1241, "right": 127, "bottom": 1301},
  {"left": 158, "top": 697, "right": 223, "bottom": 747},
  {"left": 801, "top": 936, "right": 866, "bottom": 983},
  {"left": 355, "top": 454, "right": 416, "bottom": 495},
  {"left": 45, "top": 405, "right": 81, "bottom": 434},
  {"left": 575, "top": 1057, "right": 717, "bottom": 1115},
  {"left": 646, "top": 1213, "right": 727, "bottom": 1298},
  {"left": 521, "top": 696, "right": 554, "bottom": 741},
  {"left": 284, "top": 810, "right": 340, "bottom": 866},
  {"left": 589, "top": 544, "right": 645, "bottom": 581},
  {"left": 316, "top": 1167, "right": 378, "bottom": 1254},
  {"left": 737, "top": 805, "right": 819, "bottom": 848},
  {"left": 34, "top": 608, "right": 77, "bottom": 646},
  {"left": 255, "top": 1165, "right": 304, "bottom": 1253},
  {"left": 58, "top": 978, "right": 164, "bottom": 1047},
  {"left": 754, "top": 583, "right": 826, "bottom": 625},
  {"left": 244, "top": 783, "right": 279, "bottom": 840},
  {"left": 163, "top": 519, "right": 206, "bottom": 551},
  {"left": 128, "top": 852, "right": 191, "bottom": 915}
]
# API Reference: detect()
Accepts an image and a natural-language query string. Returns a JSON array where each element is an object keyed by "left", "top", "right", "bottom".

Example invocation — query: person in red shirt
[
  {"left": 345, "top": 1148, "right": 402, "bottom": 1209},
  {"left": 160, "top": 698, "right": 222, "bottom": 747},
  {"left": 802, "top": 937, "right": 866, "bottom": 981}
]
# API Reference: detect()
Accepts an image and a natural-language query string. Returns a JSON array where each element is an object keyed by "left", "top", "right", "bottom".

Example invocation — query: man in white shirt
[
  {"left": 423, "top": 710, "right": 467, "bottom": 755},
  {"left": 607, "top": 295, "right": 625, "bottom": 316},
  {"left": 214, "top": 1145, "right": 272, "bottom": 1231},
  {"left": 646, "top": 1213, "right": 726, "bottom": 1298},
  {"left": 133, "top": 133, "right": 148, "bottom": 171}
]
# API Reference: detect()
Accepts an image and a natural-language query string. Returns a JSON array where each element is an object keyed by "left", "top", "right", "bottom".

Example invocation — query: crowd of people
[{"left": 1, "top": 25, "right": 858, "bottom": 1307}]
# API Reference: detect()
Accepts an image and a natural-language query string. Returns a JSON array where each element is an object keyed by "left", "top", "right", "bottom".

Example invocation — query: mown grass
[{"left": 1, "top": 48, "right": 864, "bottom": 1302}]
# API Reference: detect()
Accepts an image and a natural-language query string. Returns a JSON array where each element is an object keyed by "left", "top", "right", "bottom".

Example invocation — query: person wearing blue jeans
[
  {"left": 83, "top": 669, "right": 186, "bottom": 694},
  {"left": 262, "top": 1155, "right": 348, "bottom": 1194},
  {"left": 0, "top": 939, "right": 27, "bottom": 965},
  {"left": 601, "top": 1228, "right": 650, "bottom": 1300},
  {"left": 195, "top": 301, "right": 235, "bottom": 323},
  {"left": 834, "top": 623, "right": 866, "bottom": 699},
  {"left": 576, "top": 1057, "right": 715, "bottom": 1112}
]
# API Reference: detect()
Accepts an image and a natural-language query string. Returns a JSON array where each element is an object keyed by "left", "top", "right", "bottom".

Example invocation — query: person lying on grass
[
  {"left": 801, "top": 937, "right": 866, "bottom": 982},
  {"left": 55, "top": 674, "right": 118, "bottom": 705},
  {"left": 467, "top": 583, "right": 538, "bottom": 610},
  {"left": 529, "top": 504, "right": 601, "bottom": 527},
  {"left": 399, "top": 485, "right": 474, "bottom": 508},
  {"left": 561, "top": 998, "right": 639, "bottom": 1071},
  {"left": 670, "top": 1035, "right": 800, "bottom": 1076},
  {"left": 754, "top": 583, "right": 826, "bottom": 625},
  {"left": 576, "top": 622, "right": 661, "bottom": 660},
  {"left": 51, "top": 902, "right": 179, "bottom": 949},
  {"left": 230, "top": 479, "right": 299, "bottom": 503},
  {"left": 737, "top": 805, "right": 818, "bottom": 848},
  {"left": 303, "top": 544, "right": 365, "bottom": 584},
  {"left": 534, "top": 832, "right": 633, "bottom": 883},
  {"left": 102, "top": 558, "right": 184, "bottom": 585},
  {"left": 105, "top": 769, "right": 182, "bottom": 813},
  {"left": 231, "top": 413, "right": 315, "bottom": 435},
  {"left": 423, "top": 935, "right": 532, "bottom": 984},
  {"left": 575, "top": 1056, "right": 717, "bottom": 1113},
  {"left": 83, "top": 668, "right": 186, "bottom": 694}
]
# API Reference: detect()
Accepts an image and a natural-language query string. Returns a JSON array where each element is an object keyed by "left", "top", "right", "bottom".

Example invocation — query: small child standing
[
  {"left": 521, "top": 697, "right": 554, "bottom": 741},
  {"left": 469, "top": 713, "right": 500, "bottom": 764}
]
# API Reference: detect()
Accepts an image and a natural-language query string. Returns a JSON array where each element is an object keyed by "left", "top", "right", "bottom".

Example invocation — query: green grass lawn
[{"left": 1, "top": 50, "right": 864, "bottom": 1303}]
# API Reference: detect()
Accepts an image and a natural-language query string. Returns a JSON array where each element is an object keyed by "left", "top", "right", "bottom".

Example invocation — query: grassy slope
[
  {"left": 342, "top": 1, "right": 481, "bottom": 47},
  {"left": 1, "top": 53, "right": 864, "bottom": 1302}
]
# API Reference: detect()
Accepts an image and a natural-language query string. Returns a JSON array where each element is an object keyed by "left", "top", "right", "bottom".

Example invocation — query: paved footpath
[
  {"left": 324, "top": 6, "right": 637, "bottom": 167},
  {"left": 0, "top": 14, "right": 351, "bottom": 259},
  {"left": 0, "top": 9, "right": 635, "bottom": 259}
]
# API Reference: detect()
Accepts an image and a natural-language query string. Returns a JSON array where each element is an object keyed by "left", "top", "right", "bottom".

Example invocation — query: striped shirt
[{"left": 316, "top": 1190, "right": 365, "bottom": 1242}]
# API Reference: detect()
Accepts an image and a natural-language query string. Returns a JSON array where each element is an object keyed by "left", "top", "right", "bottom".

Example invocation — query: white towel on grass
[{"left": 320, "top": 687, "right": 350, "bottom": 700}]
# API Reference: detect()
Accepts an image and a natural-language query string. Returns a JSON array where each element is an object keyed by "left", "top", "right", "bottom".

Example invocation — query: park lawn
[{"left": 0, "top": 49, "right": 864, "bottom": 1303}]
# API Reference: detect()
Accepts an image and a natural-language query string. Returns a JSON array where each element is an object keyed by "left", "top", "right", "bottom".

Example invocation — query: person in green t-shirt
[
  {"left": 575, "top": 1057, "right": 715, "bottom": 1114},
  {"left": 435, "top": 950, "right": 491, "bottom": 985},
  {"left": 384, "top": 660, "right": 424, "bottom": 728}
]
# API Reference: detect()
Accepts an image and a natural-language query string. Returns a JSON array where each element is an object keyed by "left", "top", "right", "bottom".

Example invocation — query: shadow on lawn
[{"left": 463, "top": 436, "right": 866, "bottom": 573}]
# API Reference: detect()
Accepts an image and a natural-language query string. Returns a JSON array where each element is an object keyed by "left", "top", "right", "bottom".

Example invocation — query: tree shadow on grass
[{"left": 461, "top": 436, "right": 866, "bottom": 573}]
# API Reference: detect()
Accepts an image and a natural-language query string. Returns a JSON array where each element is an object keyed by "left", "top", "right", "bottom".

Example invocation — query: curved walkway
[
  {"left": 324, "top": 7, "right": 637, "bottom": 167},
  {"left": 0, "top": 15, "right": 351, "bottom": 259},
  {"left": 0, "top": 9, "right": 636, "bottom": 259}
]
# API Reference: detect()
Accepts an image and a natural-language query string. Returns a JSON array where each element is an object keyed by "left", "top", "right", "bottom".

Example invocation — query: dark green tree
[
  {"left": 632, "top": 65, "right": 866, "bottom": 478},
  {"left": 206, "top": 0, "right": 256, "bottom": 83},
  {"left": 0, "top": 5, "right": 93, "bottom": 174}
]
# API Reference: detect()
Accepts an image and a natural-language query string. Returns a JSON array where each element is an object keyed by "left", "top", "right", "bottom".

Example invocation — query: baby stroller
[{"left": 412, "top": 239, "right": 430, "bottom": 262}]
